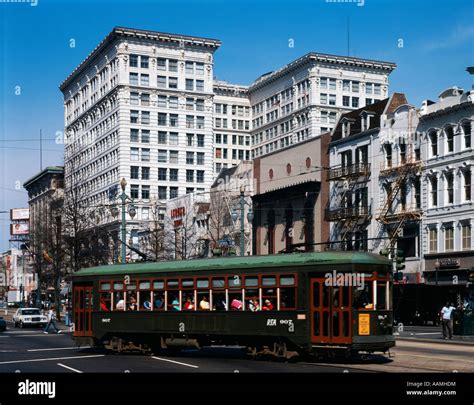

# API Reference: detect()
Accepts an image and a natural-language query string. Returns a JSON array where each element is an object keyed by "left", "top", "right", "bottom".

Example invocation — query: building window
[
  {"left": 141, "top": 111, "right": 150, "bottom": 125},
  {"left": 462, "top": 223, "right": 471, "bottom": 250},
  {"left": 141, "top": 130, "right": 150, "bottom": 143},
  {"left": 129, "top": 73, "right": 139, "bottom": 85},
  {"left": 342, "top": 96, "right": 350, "bottom": 107},
  {"left": 158, "top": 95, "right": 167, "bottom": 108},
  {"left": 130, "top": 147, "right": 139, "bottom": 161},
  {"left": 430, "top": 176, "right": 438, "bottom": 207},
  {"left": 169, "top": 132, "right": 178, "bottom": 145},
  {"left": 141, "top": 93, "right": 150, "bottom": 106},
  {"left": 463, "top": 121, "right": 471, "bottom": 148},
  {"left": 158, "top": 149, "right": 167, "bottom": 163},
  {"left": 158, "top": 113, "right": 167, "bottom": 126},
  {"left": 195, "top": 63, "right": 204, "bottom": 75},
  {"left": 169, "top": 168, "right": 178, "bottom": 182},
  {"left": 158, "top": 168, "right": 167, "bottom": 181},
  {"left": 185, "top": 61, "right": 194, "bottom": 74},
  {"left": 186, "top": 170, "right": 194, "bottom": 182},
  {"left": 140, "top": 74, "right": 149, "bottom": 86},
  {"left": 170, "top": 187, "right": 178, "bottom": 199},
  {"left": 141, "top": 148, "right": 150, "bottom": 161},
  {"left": 170, "top": 114, "right": 179, "bottom": 127},
  {"left": 130, "top": 92, "right": 139, "bottom": 105},
  {"left": 446, "top": 172, "right": 454, "bottom": 204},
  {"left": 186, "top": 187, "right": 194, "bottom": 194},
  {"left": 186, "top": 98, "right": 194, "bottom": 111},
  {"left": 169, "top": 96, "right": 178, "bottom": 109},
  {"left": 140, "top": 56, "right": 149, "bottom": 69},
  {"left": 320, "top": 93, "right": 328, "bottom": 105},
  {"left": 197, "top": 152, "right": 204, "bottom": 165},
  {"left": 186, "top": 79, "right": 194, "bottom": 91},
  {"left": 129, "top": 55, "right": 138, "bottom": 68},
  {"left": 141, "top": 185, "right": 150, "bottom": 200},
  {"left": 158, "top": 131, "right": 167, "bottom": 144},
  {"left": 197, "top": 134, "right": 205, "bottom": 147},
  {"left": 157, "top": 76, "right": 166, "bottom": 88},
  {"left": 444, "top": 226, "right": 454, "bottom": 252},
  {"left": 130, "top": 110, "right": 139, "bottom": 123},
  {"left": 429, "top": 228, "right": 438, "bottom": 253},
  {"left": 186, "top": 152, "right": 194, "bottom": 165},
  {"left": 168, "top": 59, "right": 178, "bottom": 72},
  {"left": 342, "top": 80, "right": 350, "bottom": 92},
  {"left": 429, "top": 130, "right": 438, "bottom": 157},
  {"left": 464, "top": 169, "right": 472, "bottom": 201},
  {"left": 446, "top": 126, "right": 454, "bottom": 153},
  {"left": 130, "top": 185, "right": 139, "bottom": 199},
  {"left": 196, "top": 170, "right": 204, "bottom": 183},
  {"left": 168, "top": 77, "right": 178, "bottom": 89},
  {"left": 141, "top": 167, "right": 150, "bottom": 180},
  {"left": 351, "top": 97, "right": 359, "bottom": 108},
  {"left": 157, "top": 58, "right": 166, "bottom": 70},
  {"left": 130, "top": 128, "right": 139, "bottom": 142},
  {"left": 130, "top": 166, "right": 139, "bottom": 179},
  {"left": 196, "top": 80, "right": 204, "bottom": 92},
  {"left": 329, "top": 94, "right": 336, "bottom": 106},
  {"left": 158, "top": 186, "right": 167, "bottom": 200},
  {"left": 186, "top": 115, "right": 194, "bottom": 128},
  {"left": 169, "top": 150, "right": 178, "bottom": 163}
]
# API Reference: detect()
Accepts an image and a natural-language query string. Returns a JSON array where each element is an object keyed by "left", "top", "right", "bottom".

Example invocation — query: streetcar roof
[{"left": 73, "top": 251, "right": 390, "bottom": 278}]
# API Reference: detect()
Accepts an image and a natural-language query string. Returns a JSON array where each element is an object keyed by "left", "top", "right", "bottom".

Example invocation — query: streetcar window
[
  {"left": 262, "top": 288, "right": 276, "bottom": 311},
  {"left": 342, "top": 286, "right": 349, "bottom": 307},
  {"left": 140, "top": 291, "right": 151, "bottom": 310},
  {"left": 312, "top": 283, "right": 320, "bottom": 308},
  {"left": 100, "top": 292, "right": 111, "bottom": 311},
  {"left": 139, "top": 281, "right": 151, "bottom": 290},
  {"left": 280, "top": 275, "right": 295, "bottom": 286},
  {"left": 127, "top": 292, "right": 138, "bottom": 311},
  {"left": 229, "top": 291, "right": 243, "bottom": 310},
  {"left": 244, "top": 277, "right": 258, "bottom": 287},
  {"left": 342, "top": 312, "right": 350, "bottom": 337},
  {"left": 213, "top": 292, "right": 227, "bottom": 311},
  {"left": 168, "top": 292, "right": 180, "bottom": 311},
  {"left": 100, "top": 282, "right": 111, "bottom": 291},
  {"left": 167, "top": 279, "right": 179, "bottom": 288},
  {"left": 245, "top": 288, "right": 259, "bottom": 311},
  {"left": 114, "top": 292, "right": 125, "bottom": 311},
  {"left": 376, "top": 281, "right": 387, "bottom": 310},
  {"left": 126, "top": 281, "right": 137, "bottom": 291},
  {"left": 280, "top": 287, "right": 296, "bottom": 309},
  {"left": 262, "top": 276, "right": 276, "bottom": 286},
  {"left": 212, "top": 278, "right": 225, "bottom": 289},
  {"left": 153, "top": 280, "right": 164, "bottom": 290},
  {"left": 228, "top": 276, "right": 242, "bottom": 288},
  {"left": 197, "top": 279, "right": 209, "bottom": 289},
  {"left": 197, "top": 293, "right": 210, "bottom": 310},
  {"left": 182, "top": 279, "right": 194, "bottom": 288},
  {"left": 153, "top": 293, "right": 164, "bottom": 310},
  {"left": 353, "top": 283, "right": 374, "bottom": 310},
  {"left": 322, "top": 285, "right": 329, "bottom": 307},
  {"left": 183, "top": 293, "right": 195, "bottom": 310},
  {"left": 333, "top": 312, "right": 340, "bottom": 337},
  {"left": 323, "top": 312, "right": 329, "bottom": 336},
  {"left": 114, "top": 282, "right": 124, "bottom": 290}
]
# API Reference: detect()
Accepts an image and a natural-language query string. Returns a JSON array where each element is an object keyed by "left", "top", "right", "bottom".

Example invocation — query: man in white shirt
[{"left": 440, "top": 302, "right": 455, "bottom": 340}]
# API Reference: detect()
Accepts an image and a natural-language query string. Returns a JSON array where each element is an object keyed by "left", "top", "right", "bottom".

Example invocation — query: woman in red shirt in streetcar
[{"left": 262, "top": 299, "right": 274, "bottom": 311}]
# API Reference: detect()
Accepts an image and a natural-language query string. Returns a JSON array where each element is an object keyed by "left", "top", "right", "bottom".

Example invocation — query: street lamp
[
  {"left": 231, "top": 185, "right": 253, "bottom": 257},
  {"left": 435, "top": 259, "right": 440, "bottom": 286},
  {"left": 110, "top": 178, "right": 137, "bottom": 265}
]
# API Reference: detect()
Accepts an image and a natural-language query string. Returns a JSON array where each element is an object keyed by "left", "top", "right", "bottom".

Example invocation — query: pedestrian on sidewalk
[
  {"left": 440, "top": 302, "right": 455, "bottom": 340},
  {"left": 43, "top": 306, "right": 62, "bottom": 334}
]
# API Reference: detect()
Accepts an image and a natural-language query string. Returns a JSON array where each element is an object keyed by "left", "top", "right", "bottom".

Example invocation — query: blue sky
[{"left": 1, "top": 0, "right": 473, "bottom": 251}]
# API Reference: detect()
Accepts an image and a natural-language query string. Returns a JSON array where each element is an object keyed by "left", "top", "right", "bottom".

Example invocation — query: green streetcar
[{"left": 72, "top": 251, "right": 394, "bottom": 359}]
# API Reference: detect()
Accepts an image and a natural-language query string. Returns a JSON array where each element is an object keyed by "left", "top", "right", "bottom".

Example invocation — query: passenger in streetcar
[
  {"left": 184, "top": 296, "right": 195, "bottom": 310},
  {"left": 262, "top": 299, "right": 274, "bottom": 311},
  {"left": 199, "top": 296, "right": 210, "bottom": 310}
]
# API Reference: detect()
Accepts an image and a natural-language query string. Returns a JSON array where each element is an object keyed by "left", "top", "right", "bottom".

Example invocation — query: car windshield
[{"left": 21, "top": 309, "right": 40, "bottom": 315}]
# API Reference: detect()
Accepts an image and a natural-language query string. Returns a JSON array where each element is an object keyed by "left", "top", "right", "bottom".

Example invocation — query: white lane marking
[
  {"left": 0, "top": 354, "right": 105, "bottom": 365},
  {"left": 28, "top": 346, "right": 90, "bottom": 352},
  {"left": 57, "top": 363, "right": 83, "bottom": 373},
  {"left": 151, "top": 356, "right": 199, "bottom": 369},
  {"left": 414, "top": 332, "right": 442, "bottom": 335}
]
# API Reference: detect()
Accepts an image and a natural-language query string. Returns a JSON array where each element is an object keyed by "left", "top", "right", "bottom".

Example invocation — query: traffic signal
[
  {"left": 379, "top": 248, "right": 390, "bottom": 258},
  {"left": 395, "top": 249, "right": 405, "bottom": 271}
]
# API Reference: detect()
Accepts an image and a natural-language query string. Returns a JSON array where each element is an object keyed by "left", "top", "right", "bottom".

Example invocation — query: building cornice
[
  {"left": 248, "top": 52, "right": 396, "bottom": 93},
  {"left": 60, "top": 26, "right": 222, "bottom": 92}
]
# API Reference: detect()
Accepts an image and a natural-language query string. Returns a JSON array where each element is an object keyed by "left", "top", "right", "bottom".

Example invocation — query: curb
[{"left": 396, "top": 336, "right": 474, "bottom": 346}]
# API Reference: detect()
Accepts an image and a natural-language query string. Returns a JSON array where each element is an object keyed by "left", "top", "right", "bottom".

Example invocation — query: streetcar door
[
  {"left": 310, "top": 278, "right": 352, "bottom": 345},
  {"left": 73, "top": 285, "right": 93, "bottom": 337}
]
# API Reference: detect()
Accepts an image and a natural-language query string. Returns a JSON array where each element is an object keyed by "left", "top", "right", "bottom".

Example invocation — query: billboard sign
[
  {"left": 10, "top": 208, "right": 29, "bottom": 221},
  {"left": 11, "top": 222, "right": 29, "bottom": 235}
]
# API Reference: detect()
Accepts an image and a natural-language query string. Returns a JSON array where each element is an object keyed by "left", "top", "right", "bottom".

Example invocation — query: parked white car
[{"left": 13, "top": 308, "right": 48, "bottom": 328}]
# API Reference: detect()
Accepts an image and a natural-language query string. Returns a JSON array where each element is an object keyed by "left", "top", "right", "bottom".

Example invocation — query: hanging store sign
[
  {"left": 438, "top": 258, "right": 460, "bottom": 268},
  {"left": 10, "top": 208, "right": 29, "bottom": 221}
]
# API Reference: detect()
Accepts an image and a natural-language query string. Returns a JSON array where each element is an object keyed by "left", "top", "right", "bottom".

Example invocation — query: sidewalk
[{"left": 395, "top": 332, "right": 474, "bottom": 346}]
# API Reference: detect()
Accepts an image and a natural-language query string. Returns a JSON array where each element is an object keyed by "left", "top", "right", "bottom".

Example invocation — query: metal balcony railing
[
  {"left": 327, "top": 162, "right": 371, "bottom": 181},
  {"left": 325, "top": 205, "right": 371, "bottom": 222}
]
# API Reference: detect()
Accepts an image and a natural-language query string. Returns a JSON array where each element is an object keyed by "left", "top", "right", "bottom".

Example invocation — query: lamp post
[
  {"left": 111, "top": 178, "right": 137, "bottom": 265},
  {"left": 231, "top": 185, "right": 254, "bottom": 257},
  {"left": 435, "top": 259, "right": 440, "bottom": 287}
]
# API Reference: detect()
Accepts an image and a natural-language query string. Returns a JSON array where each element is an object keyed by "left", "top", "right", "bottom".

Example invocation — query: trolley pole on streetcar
[{"left": 231, "top": 185, "right": 254, "bottom": 256}]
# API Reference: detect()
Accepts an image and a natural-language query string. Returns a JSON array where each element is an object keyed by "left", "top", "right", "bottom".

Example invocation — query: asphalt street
[{"left": 0, "top": 321, "right": 472, "bottom": 373}]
